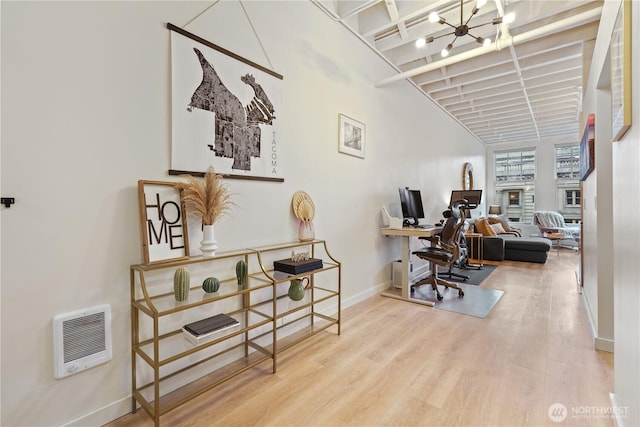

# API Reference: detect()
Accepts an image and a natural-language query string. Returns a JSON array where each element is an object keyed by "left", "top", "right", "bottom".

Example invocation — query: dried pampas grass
[{"left": 176, "top": 167, "right": 233, "bottom": 225}]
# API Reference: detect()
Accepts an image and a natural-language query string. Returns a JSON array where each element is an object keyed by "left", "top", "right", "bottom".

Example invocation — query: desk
[{"left": 381, "top": 226, "right": 441, "bottom": 306}]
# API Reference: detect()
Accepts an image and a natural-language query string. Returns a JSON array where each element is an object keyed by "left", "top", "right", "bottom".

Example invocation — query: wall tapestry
[{"left": 168, "top": 23, "right": 284, "bottom": 182}]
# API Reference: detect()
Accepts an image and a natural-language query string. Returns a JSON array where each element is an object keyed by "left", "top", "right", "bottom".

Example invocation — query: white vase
[
  {"left": 298, "top": 220, "right": 315, "bottom": 242},
  {"left": 200, "top": 224, "right": 218, "bottom": 257}
]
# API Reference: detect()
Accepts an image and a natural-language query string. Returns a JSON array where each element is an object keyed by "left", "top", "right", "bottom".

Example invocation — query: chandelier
[{"left": 416, "top": 0, "right": 515, "bottom": 57}]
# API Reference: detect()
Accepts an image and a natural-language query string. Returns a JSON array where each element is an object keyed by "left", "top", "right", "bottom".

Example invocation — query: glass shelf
[
  {"left": 133, "top": 273, "right": 272, "bottom": 316},
  {"left": 134, "top": 309, "right": 272, "bottom": 365},
  {"left": 251, "top": 286, "right": 339, "bottom": 320},
  {"left": 130, "top": 240, "right": 340, "bottom": 425}
]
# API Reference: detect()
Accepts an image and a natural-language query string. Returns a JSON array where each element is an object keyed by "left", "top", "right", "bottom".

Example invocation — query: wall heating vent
[{"left": 53, "top": 304, "right": 112, "bottom": 379}]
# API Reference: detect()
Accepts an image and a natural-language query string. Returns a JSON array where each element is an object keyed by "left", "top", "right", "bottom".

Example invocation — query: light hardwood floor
[{"left": 108, "top": 250, "right": 614, "bottom": 427}]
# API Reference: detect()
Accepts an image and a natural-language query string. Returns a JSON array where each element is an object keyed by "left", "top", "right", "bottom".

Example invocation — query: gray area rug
[
  {"left": 411, "top": 283, "right": 504, "bottom": 318},
  {"left": 438, "top": 264, "right": 496, "bottom": 286}
]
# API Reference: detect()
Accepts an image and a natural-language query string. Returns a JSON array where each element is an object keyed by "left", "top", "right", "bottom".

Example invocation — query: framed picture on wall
[
  {"left": 137, "top": 180, "right": 190, "bottom": 264},
  {"left": 611, "top": 0, "right": 632, "bottom": 142},
  {"left": 338, "top": 113, "right": 366, "bottom": 159},
  {"left": 580, "top": 114, "right": 595, "bottom": 181}
]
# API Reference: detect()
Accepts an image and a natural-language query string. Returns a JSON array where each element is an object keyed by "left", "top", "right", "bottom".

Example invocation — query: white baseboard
[
  {"left": 609, "top": 392, "right": 627, "bottom": 427},
  {"left": 580, "top": 292, "right": 614, "bottom": 352},
  {"left": 342, "top": 281, "right": 389, "bottom": 308},
  {"left": 63, "top": 396, "right": 132, "bottom": 427},
  {"left": 595, "top": 337, "right": 615, "bottom": 352}
]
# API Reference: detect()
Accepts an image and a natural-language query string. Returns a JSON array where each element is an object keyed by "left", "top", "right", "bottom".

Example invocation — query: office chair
[
  {"left": 410, "top": 200, "right": 466, "bottom": 301},
  {"left": 440, "top": 214, "right": 480, "bottom": 279}
]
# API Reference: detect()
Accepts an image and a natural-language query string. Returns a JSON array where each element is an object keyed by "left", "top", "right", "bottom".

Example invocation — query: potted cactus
[
  {"left": 235, "top": 260, "right": 247, "bottom": 289},
  {"left": 174, "top": 267, "right": 190, "bottom": 301}
]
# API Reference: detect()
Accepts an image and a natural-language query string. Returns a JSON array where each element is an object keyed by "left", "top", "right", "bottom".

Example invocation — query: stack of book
[
  {"left": 273, "top": 257, "right": 323, "bottom": 274},
  {"left": 182, "top": 313, "right": 239, "bottom": 345}
]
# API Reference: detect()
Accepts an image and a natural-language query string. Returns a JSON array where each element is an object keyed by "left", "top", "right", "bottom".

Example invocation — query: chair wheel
[
  {"left": 437, "top": 294, "right": 444, "bottom": 301},
  {"left": 458, "top": 290, "right": 464, "bottom": 297}
]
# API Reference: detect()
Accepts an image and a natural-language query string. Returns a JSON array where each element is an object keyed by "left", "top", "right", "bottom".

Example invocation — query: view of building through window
[
  {"left": 555, "top": 144, "right": 581, "bottom": 223},
  {"left": 493, "top": 147, "right": 582, "bottom": 224},
  {"left": 494, "top": 150, "right": 536, "bottom": 223},
  {"left": 495, "top": 150, "right": 536, "bottom": 182},
  {"left": 556, "top": 145, "right": 580, "bottom": 178}
]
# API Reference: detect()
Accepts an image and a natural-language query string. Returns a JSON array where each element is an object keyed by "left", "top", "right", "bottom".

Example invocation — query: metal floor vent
[{"left": 53, "top": 304, "right": 112, "bottom": 379}]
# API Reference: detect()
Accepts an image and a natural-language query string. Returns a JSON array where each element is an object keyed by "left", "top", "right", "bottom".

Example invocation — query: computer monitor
[
  {"left": 398, "top": 187, "right": 425, "bottom": 226},
  {"left": 449, "top": 190, "right": 482, "bottom": 208},
  {"left": 449, "top": 190, "right": 482, "bottom": 218}
]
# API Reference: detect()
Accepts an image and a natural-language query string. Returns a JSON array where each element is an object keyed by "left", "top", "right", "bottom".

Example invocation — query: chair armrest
[
  {"left": 539, "top": 226, "right": 560, "bottom": 234},
  {"left": 419, "top": 236, "right": 440, "bottom": 244}
]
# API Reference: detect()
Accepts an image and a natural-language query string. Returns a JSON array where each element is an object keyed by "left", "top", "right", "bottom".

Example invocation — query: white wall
[
  {"left": 581, "top": 0, "right": 619, "bottom": 353},
  {"left": 611, "top": 1, "right": 640, "bottom": 425},
  {"left": 0, "top": 1, "right": 484, "bottom": 425},
  {"left": 582, "top": 0, "right": 640, "bottom": 425}
]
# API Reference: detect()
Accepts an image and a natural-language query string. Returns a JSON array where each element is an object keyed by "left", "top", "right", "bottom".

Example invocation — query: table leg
[
  {"left": 381, "top": 235, "right": 435, "bottom": 307},
  {"left": 400, "top": 235, "right": 410, "bottom": 299}
]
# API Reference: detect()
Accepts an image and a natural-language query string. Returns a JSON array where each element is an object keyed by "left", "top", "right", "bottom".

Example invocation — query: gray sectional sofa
[
  {"left": 480, "top": 234, "right": 552, "bottom": 263},
  {"left": 466, "top": 217, "right": 553, "bottom": 263}
]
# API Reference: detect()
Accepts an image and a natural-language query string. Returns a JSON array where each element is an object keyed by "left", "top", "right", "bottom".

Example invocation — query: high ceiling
[{"left": 314, "top": 0, "right": 602, "bottom": 145}]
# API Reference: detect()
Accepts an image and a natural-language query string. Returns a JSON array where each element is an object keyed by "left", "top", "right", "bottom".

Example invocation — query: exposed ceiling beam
[{"left": 375, "top": 6, "right": 602, "bottom": 87}]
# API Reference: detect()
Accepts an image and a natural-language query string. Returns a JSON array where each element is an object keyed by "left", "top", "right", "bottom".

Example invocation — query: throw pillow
[
  {"left": 488, "top": 215, "right": 508, "bottom": 230},
  {"left": 474, "top": 218, "right": 496, "bottom": 236},
  {"left": 488, "top": 215, "right": 522, "bottom": 236},
  {"left": 489, "top": 222, "right": 506, "bottom": 235}
]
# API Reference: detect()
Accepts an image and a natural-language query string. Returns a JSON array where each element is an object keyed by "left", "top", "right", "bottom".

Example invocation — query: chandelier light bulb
[
  {"left": 476, "top": 0, "right": 488, "bottom": 8},
  {"left": 441, "top": 45, "right": 451, "bottom": 57},
  {"left": 416, "top": 38, "right": 426, "bottom": 48},
  {"left": 483, "top": 38, "right": 491, "bottom": 47},
  {"left": 429, "top": 12, "right": 440, "bottom": 23}
]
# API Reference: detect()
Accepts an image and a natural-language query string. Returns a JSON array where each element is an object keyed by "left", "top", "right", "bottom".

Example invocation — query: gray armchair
[{"left": 533, "top": 211, "right": 580, "bottom": 247}]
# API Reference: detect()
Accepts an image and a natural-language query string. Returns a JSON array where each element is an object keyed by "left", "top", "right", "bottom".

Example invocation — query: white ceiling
[{"left": 314, "top": 0, "right": 603, "bottom": 145}]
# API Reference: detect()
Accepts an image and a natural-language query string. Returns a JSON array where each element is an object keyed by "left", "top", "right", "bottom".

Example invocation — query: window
[
  {"left": 494, "top": 149, "right": 536, "bottom": 223},
  {"left": 556, "top": 145, "right": 580, "bottom": 179},
  {"left": 508, "top": 191, "right": 521, "bottom": 206},
  {"left": 565, "top": 189, "right": 581, "bottom": 206},
  {"left": 495, "top": 150, "right": 535, "bottom": 182},
  {"left": 555, "top": 144, "right": 581, "bottom": 222}
]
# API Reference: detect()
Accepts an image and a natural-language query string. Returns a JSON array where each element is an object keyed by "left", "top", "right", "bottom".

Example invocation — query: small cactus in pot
[
  {"left": 202, "top": 277, "right": 221, "bottom": 293},
  {"left": 174, "top": 267, "right": 190, "bottom": 301},
  {"left": 235, "top": 260, "right": 247, "bottom": 289}
]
